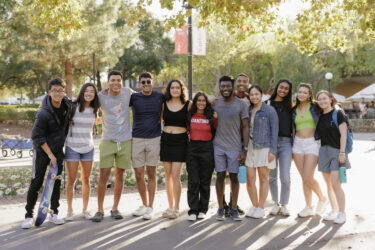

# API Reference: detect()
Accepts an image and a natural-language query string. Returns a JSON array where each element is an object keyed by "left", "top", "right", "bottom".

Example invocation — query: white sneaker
[
  {"left": 65, "top": 211, "right": 74, "bottom": 221},
  {"left": 269, "top": 204, "right": 280, "bottom": 215},
  {"left": 133, "top": 205, "right": 147, "bottom": 216},
  {"left": 280, "top": 205, "right": 290, "bottom": 216},
  {"left": 315, "top": 199, "right": 329, "bottom": 216},
  {"left": 252, "top": 208, "right": 265, "bottom": 219},
  {"left": 246, "top": 207, "right": 257, "bottom": 217},
  {"left": 298, "top": 206, "right": 315, "bottom": 218},
  {"left": 323, "top": 210, "right": 338, "bottom": 221},
  {"left": 82, "top": 211, "right": 92, "bottom": 220},
  {"left": 334, "top": 212, "right": 346, "bottom": 224},
  {"left": 197, "top": 212, "right": 206, "bottom": 219},
  {"left": 21, "top": 218, "right": 33, "bottom": 229},
  {"left": 143, "top": 207, "right": 154, "bottom": 220},
  {"left": 188, "top": 214, "right": 197, "bottom": 221},
  {"left": 49, "top": 214, "right": 65, "bottom": 225}
]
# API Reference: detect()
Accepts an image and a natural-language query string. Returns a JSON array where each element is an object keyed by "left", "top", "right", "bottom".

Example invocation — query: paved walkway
[{"left": 0, "top": 134, "right": 375, "bottom": 249}]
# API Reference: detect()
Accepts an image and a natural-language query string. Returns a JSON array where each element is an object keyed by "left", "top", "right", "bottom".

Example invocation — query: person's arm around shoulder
[
  {"left": 240, "top": 101, "right": 249, "bottom": 162},
  {"left": 268, "top": 105, "right": 279, "bottom": 163}
]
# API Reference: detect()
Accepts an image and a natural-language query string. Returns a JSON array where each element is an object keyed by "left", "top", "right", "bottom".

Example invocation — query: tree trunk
[
  {"left": 65, "top": 59, "right": 73, "bottom": 98},
  {"left": 96, "top": 70, "right": 101, "bottom": 91}
]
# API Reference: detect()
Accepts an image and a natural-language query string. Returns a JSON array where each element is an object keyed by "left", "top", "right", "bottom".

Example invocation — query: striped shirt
[{"left": 66, "top": 106, "right": 96, "bottom": 154}]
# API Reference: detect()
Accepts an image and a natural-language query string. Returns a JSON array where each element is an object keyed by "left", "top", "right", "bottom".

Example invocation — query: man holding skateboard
[{"left": 22, "top": 78, "right": 73, "bottom": 229}]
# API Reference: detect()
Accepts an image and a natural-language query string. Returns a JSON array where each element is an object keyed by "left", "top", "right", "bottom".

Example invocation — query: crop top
[
  {"left": 295, "top": 103, "right": 316, "bottom": 131},
  {"left": 163, "top": 101, "right": 189, "bottom": 128}
]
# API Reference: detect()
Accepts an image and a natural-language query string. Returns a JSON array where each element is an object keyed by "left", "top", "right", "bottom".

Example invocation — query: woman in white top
[{"left": 65, "top": 83, "right": 100, "bottom": 220}]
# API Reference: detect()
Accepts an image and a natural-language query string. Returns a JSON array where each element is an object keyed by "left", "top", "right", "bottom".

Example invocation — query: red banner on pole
[{"left": 174, "top": 26, "right": 188, "bottom": 55}]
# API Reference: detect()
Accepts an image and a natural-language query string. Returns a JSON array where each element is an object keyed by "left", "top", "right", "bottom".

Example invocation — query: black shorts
[{"left": 160, "top": 132, "right": 188, "bottom": 162}]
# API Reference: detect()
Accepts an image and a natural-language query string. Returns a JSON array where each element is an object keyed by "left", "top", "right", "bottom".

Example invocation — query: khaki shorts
[
  {"left": 132, "top": 137, "right": 160, "bottom": 168},
  {"left": 99, "top": 140, "right": 132, "bottom": 170}
]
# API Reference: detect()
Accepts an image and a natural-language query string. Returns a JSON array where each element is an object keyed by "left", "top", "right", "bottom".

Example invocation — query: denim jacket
[
  {"left": 291, "top": 102, "right": 321, "bottom": 140},
  {"left": 248, "top": 103, "right": 279, "bottom": 155}
]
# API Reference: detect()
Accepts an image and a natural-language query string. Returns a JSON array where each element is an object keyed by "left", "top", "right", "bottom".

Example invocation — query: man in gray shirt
[
  {"left": 213, "top": 75, "right": 249, "bottom": 221},
  {"left": 92, "top": 70, "right": 134, "bottom": 222}
]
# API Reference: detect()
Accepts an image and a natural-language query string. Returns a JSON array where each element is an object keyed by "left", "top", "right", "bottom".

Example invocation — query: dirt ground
[{"left": 0, "top": 123, "right": 32, "bottom": 138}]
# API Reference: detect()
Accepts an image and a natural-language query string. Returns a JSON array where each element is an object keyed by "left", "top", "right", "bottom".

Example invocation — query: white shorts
[
  {"left": 245, "top": 139, "right": 276, "bottom": 170},
  {"left": 292, "top": 136, "right": 320, "bottom": 156}
]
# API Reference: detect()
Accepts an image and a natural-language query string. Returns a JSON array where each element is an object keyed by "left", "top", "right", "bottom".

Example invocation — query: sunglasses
[{"left": 141, "top": 80, "right": 152, "bottom": 85}]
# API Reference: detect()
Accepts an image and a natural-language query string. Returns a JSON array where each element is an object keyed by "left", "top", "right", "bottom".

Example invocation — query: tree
[{"left": 115, "top": 14, "right": 176, "bottom": 83}]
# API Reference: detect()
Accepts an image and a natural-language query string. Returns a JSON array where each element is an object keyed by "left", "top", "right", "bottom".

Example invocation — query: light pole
[
  {"left": 325, "top": 72, "right": 333, "bottom": 92},
  {"left": 183, "top": 1, "right": 193, "bottom": 100}
]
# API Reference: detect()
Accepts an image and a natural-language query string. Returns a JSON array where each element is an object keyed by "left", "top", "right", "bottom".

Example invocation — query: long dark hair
[
  {"left": 269, "top": 78, "right": 293, "bottom": 110},
  {"left": 189, "top": 92, "right": 214, "bottom": 120},
  {"left": 75, "top": 83, "right": 100, "bottom": 115},
  {"left": 164, "top": 79, "right": 187, "bottom": 104},
  {"left": 248, "top": 85, "right": 263, "bottom": 107},
  {"left": 295, "top": 83, "right": 314, "bottom": 108}
]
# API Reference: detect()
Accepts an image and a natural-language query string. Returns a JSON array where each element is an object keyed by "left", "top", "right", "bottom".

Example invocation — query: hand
[
  {"left": 102, "top": 88, "right": 109, "bottom": 95},
  {"left": 268, "top": 153, "right": 275, "bottom": 163},
  {"left": 49, "top": 154, "right": 57, "bottom": 167},
  {"left": 338, "top": 155, "right": 346, "bottom": 164},
  {"left": 239, "top": 150, "right": 247, "bottom": 162}
]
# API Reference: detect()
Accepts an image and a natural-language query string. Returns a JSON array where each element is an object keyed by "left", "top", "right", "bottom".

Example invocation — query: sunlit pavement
[{"left": 0, "top": 133, "right": 374, "bottom": 249}]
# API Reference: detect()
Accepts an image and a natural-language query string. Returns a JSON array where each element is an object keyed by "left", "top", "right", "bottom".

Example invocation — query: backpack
[{"left": 332, "top": 109, "right": 353, "bottom": 154}]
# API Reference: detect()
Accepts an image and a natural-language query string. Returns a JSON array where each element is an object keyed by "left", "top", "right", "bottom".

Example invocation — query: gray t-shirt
[
  {"left": 98, "top": 87, "right": 134, "bottom": 142},
  {"left": 213, "top": 97, "right": 249, "bottom": 151}
]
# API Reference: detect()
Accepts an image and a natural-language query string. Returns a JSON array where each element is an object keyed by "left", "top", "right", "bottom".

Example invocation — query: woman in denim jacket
[
  {"left": 245, "top": 85, "right": 279, "bottom": 219},
  {"left": 292, "top": 83, "right": 328, "bottom": 218}
]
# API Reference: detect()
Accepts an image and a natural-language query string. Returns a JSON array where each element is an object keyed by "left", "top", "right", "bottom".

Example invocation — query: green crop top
[{"left": 295, "top": 103, "right": 316, "bottom": 131}]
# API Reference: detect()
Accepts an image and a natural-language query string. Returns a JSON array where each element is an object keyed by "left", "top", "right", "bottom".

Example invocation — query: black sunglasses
[{"left": 141, "top": 80, "right": 152, "bottom": 85}]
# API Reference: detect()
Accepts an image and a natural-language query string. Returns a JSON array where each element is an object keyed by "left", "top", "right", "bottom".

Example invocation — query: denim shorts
[{"left": 65, "top": 146, "right": 94, "bottom": 162}]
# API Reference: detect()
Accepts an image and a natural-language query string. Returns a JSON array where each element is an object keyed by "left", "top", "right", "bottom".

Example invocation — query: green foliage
[{"left": 0, "top": 105, "right": 38, "bottom": 122}]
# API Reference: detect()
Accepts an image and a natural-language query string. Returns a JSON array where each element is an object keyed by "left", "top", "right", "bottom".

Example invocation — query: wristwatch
[{"left": 243, "top": 146, "right": 248, "bottom": 151}]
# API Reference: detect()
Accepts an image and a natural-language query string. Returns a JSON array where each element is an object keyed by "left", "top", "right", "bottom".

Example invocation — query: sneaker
[
  {"left": 133, "top": 205, "right": 147, "bottom": 217},
  {"left": 237, "top": 205, "right": 245, "bottom": 216},
  {"left": 280, "top": 205, "right": 291, "bottom": 216},
  {"left": 230, "top": 208, "right": 242, "bottom": 221},
  {"left": 21, "top": 218, "right": 33, "bottom": 229},
  {"left": 224, "top": 205, "right": 231, "bottom": 218},
  {"left": 110, "top": 210, "right": 123, "bottom": 220},
  {"left": 169, "top": 210, "right": 180, "bottom": 219},
  {"left": 82, "top": 211, "right": 92, "bottom": 220},
  {"left": 252, "top": 208, "right": 265, "bottom": 219},
  {"left": 298, "top": 206, "right": 315, "bottom": 218},
  {"left": 316, "top": 199, "right": 329, "bottom": 216},
  {"left": 188, "top": 214, "right": 197, "bottom": 221},
  {"left": 323, "top": 210, "right": 338, "bottom": 221},
  {"left": 270, "top": 204, "right": 280, "bottom": 216},
  {"left": 334, "top": 212, "right": 346, "bottom": 224},
  {"left": 197, "top": 212, "right": 206, "bottom": 219},
  {"left": 143, "top": 207, "right": 154, "bottom": 220},
  {"left": 65, "top": 211, "right": 74, "bottom": 221},
  {"left": 162, "top": 208, "right": 174, "bottom": 218},
  {"left": 216, "top": 208, "right": 225, "bottom": 221},
  {"left": 49, "top": 214, "right": 65, "bottom": 225},
  {"left": 92, "top": 212, "right": 104, "bottom": 222},
  {"left": 246, "top": 207, "right": 257, "bottom": 217}
]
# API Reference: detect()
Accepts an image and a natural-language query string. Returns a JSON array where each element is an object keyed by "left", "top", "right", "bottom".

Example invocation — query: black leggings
[
  {"left": 25, "top": 150, "right": 64, "bottom": 218},
  {"left": 186, "top": 141, "right": 214, "bottom": 215}
]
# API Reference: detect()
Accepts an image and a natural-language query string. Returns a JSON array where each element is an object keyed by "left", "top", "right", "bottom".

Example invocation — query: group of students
[{"left": 21, "top": 70, "right": 350, "bottom": 229}]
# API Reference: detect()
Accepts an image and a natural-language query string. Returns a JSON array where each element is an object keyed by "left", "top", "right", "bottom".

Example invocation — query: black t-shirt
[
  {"left": 271, "top": 101, "right": 292, "bottom": 138},
  {"left": 53, "top": 104, "right": 65, "bottom": 126},
  {"left": 317, "top": 109, "right": 346, "bottom": 149}
]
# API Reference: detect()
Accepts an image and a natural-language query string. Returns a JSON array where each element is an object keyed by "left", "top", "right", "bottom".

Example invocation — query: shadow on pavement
[{"left": 0, "top": 211, "right": 343, "bottom": 250}]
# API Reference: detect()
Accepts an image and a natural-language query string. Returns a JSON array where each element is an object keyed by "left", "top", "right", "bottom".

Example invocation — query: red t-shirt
[{"left": 189, "top": 113, "right": 217, "bottom": 141}]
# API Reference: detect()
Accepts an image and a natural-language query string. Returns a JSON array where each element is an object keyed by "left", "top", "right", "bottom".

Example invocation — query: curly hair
[
  {"left": 164, "top": 79, "right": 187, "bottom": 104},
  {"left": 295, "top": 83, "right": 314, "bottom": 108}
]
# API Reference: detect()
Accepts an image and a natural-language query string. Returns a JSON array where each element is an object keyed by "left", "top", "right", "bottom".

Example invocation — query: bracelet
[
  {"left": 243, "top": 146, "right": 248, "bottom": 151},
  {"left": 339, "top": 153, "right": 345, "bottom": 156}
]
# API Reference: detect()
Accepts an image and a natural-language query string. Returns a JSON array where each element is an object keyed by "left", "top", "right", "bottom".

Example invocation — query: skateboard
[{"left": 35, "top": 163, "right": 62, "bottom": 226}]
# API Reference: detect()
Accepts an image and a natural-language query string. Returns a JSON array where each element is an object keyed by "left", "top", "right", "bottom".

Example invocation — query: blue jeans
[{"left": 269, "top": 137, "right": 292, "bottom": 205}]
